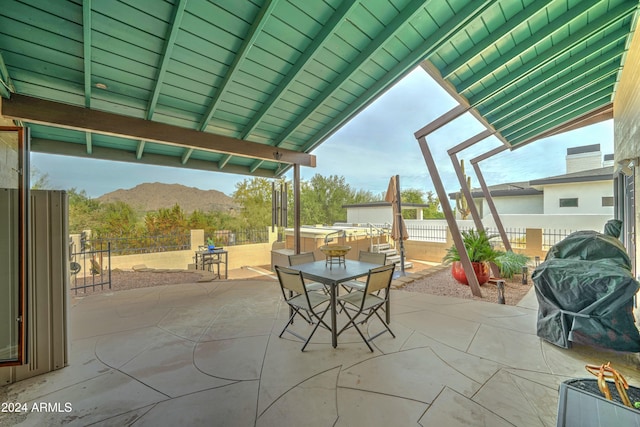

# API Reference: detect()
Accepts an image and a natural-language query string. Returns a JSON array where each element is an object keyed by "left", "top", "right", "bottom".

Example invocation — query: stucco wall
[
  {"left": 614, "top": 26, "right": 640, "bottom": 164},
  {"left": 481, "top": 195, "right": 543, "bottom": 216},
  {"left": 542, "top": 181, "right": 613, "bottom": 215},
  {"left": 346, "top": 206, "right": 392, "bottom": 225},
  {"left": 614, "top": 24, "right": 640, "bottom": 272},
  {"left": 0, "top": 129, "right": 18, "bottom": 188}
]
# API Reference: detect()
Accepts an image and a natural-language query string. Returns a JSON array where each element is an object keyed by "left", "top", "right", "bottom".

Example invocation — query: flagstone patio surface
[{"left": 2, "top": 269, "right": 639, "bottom": 426}]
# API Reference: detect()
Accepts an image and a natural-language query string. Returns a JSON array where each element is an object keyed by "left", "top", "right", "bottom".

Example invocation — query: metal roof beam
[
  {"left": 419, "top": 62, "right": 510, "bottom": 146},
  {"left": 218, "top": 154, "right": 232, "bottom": 170},
  {"left": 278, "top": 0, "right": 496, "bottom": 148},
  {"left": 517, "top": 104, "right": 613, "bottom": 146},
  {"left": 0, "top": 52, "right": 13, "bottom": 98},
  {"left": 238, "top": 0, "right": 359, "bottom": 140},
  {"left": 447, "top": 129, "right": 493, "bottom": 155},
  {"left": 181, "top": 147, "right": 193, "bottom": 164},
  {"left": 85, "top": 132, "right": 92, "bottom": 154},
  {"left": 30, "top": 137, "right": 281, "bottom": 178},
  {"left": 468, "top": 1, "right": 637, "bottom": 107},
  {"left": 502, "top": 81, "right": 615, "bottom": 140},
  {"left": 2, "top": 94, "right": 315, "bottom": 166},
  {"left": 494, "top": 68, "right": 619, "bottom": 132},
  {"left": 441, "top": 0, "right": 553, "bottom": 80},
  {"left": 82, "top": 0, "right": 92, "bottom": 108},
  {"left": 480, "top": 27, "right": 628, "bottom": 119},
  {"left": 484, "top": 41, "right": 624, "bottom": 124},
  {"left": 198, "top": 0, "right": 279, "bottom": 132},
  {"left": 509, "top": 95, "right": 613, "bottom": 145},
  {"left": 273, "top": 0, "right": 430, "bottom": 147},
  {"left": 249, "top": 160, "right": 264, "bottom": 173},
  {"left": 456, "top": 0, "right": 602, "bottom": 94},
  {"left": 136, "top": 140, "right": 145, "bottom": 159},
  {"left": 470, "top": 145, "right": 508, "bottom": 165},
  {"left": 146, "top": 0, "right": 188, "bottom": 120},
  {"left": 301, "top": 0, "right": 496, "bottom": 152}
]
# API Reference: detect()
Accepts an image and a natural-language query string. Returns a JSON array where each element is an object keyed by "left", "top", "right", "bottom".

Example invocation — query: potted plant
[
  {"left": 443, "top": 229, "right": 502, "bottom": 285},
  {"left": 207, "top": 237, "right": 216, "bottom": 251}
]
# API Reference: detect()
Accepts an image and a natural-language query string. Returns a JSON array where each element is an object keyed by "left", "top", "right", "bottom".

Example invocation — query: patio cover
[{"left": 0, "top": 1, "right": 637, "bottom": 176}]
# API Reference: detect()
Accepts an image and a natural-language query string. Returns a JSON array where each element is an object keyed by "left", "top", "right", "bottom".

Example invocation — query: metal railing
[
  {"left": 70, "top": 243, "right": 111, "bottom": 294},
  {"left": 543, "top": 229, "right": 576, "bottom": 249},
  {"left": 367, "top": 223, "right": 391, "bottom": 250},
  {"left": 89, "top": 233, "right": 190, "bottom": 255},
  {"left": 404, "top": 224, "right": 575, "bottom": 250}
]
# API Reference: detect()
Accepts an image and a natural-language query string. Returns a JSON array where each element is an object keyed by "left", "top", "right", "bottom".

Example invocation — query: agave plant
[{"left": 442, "top": 229, "right": 502, "bottom": 264}]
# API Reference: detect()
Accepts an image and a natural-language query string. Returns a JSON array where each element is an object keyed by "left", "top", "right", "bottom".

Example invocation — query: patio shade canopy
[{"left": 0, "top": 0, "right": 638, "bottom": 178}]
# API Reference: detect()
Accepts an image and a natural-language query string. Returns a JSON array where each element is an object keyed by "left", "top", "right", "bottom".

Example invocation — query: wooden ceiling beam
[{"left": 2, "top": 94, "right": 315, "bottom": 166}]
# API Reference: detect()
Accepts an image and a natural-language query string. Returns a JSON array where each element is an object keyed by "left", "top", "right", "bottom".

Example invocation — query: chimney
[{"left": 566, "top": 144, "right": 602, "bottom": 173}]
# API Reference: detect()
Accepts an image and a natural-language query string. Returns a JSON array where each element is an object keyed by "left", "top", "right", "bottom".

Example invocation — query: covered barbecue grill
[{"left": 532, "top": 227, "right": 640, "bottom": 352}]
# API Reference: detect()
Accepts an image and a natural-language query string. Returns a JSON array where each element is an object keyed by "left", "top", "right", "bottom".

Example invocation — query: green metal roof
[{"left": 0, "top": 0, "right": 638, "bottom": 177}]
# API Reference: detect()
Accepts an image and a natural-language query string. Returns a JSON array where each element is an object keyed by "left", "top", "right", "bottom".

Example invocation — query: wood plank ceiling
[{"left": 0, "top": 0, "right": 638, "bottom": 177}]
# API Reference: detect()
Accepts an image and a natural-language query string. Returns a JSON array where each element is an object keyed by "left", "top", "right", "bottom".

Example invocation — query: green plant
[
  {"left": 495, "top": 251, "right": 530, "bottom": 279},
  {"left": 455, "top": 159, "right": 472, "bottom": 220},
  {"left": 207, "top": 237, "right": 215, "bottom": 246},
  {"left": 442, "top": 229, "right": 502, "bottom": 264}
]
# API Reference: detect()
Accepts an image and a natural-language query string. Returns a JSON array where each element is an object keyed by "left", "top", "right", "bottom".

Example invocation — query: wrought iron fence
[
  {"left": 543, "top": 229, "right": 575, "bottom": 249},
  {"left": 486, "top": 227, "right": 527, "bottom": 249},
  {"left": 70, "top": 243, "right": 111, "bottom": 294},
  {"left": 208, "top": 228, "right": 270, "bottom": 246},
  {"left": 404, "top": 224, "right": 574, "bottom": 251},
  {"left": 405, "top": 224, "right": 448, "bottom": 242},
  {"left": 89, "top": 233, "right": 191, "bottom": 255}
]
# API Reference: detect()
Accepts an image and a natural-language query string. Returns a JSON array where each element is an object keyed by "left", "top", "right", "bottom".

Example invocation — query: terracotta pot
[{"left": 451, "top": 261, "right": 491, "bottom": 285}]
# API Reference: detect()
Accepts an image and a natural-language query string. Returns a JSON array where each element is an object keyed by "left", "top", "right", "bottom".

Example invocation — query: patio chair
[
  {"left": 275, "top": 266, "right": 332, "bottom": 351},
  {"left": 341, "top": 250, "right": 387, "bottom": 292},
  {"left": 288, "top": 252, "right": 327, "bottom": 293},
  {"left": 336, "top": 263, "right": 395, "bottom": 352}
]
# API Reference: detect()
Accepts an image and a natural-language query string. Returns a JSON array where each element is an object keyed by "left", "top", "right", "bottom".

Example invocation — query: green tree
[
  {"left": 424, "top": 191, "right": 445, "bottom": 219},
  {"left": 300, "top": 174, "right": 355, "bottom": 225},
  {"left": 95, "top": 201, "right": 139, "bottom": 237},
  {"left": 400, "top": 188, "right": 425, "bottom": 219},
  {"left": 68, "top": 188, "right": 102, "bottom": 233},
  {"left": 30, "top": 166, "right": 51, "bottom": 190},
  {"left": 232, "top": 177, "right": 273, "bottom": 228}
]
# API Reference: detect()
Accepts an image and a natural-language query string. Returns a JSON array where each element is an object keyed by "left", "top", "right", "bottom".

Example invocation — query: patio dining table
[{"left": 288, "top": 259, "right": 385, "bottom": 348}]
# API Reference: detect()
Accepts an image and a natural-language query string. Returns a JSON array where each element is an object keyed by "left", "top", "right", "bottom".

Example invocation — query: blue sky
[{"left": 31, "top": 67, "right": 614, "bottom": 199}]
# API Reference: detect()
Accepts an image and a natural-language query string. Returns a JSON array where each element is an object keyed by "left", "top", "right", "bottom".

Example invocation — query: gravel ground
[
  {"left": 70, "top": 265, "right": 533, "bottom": 306},
  {"left": 402, "top": 266, "right": 533, "bottom": 306},
  {"left": 69, "top": 270, "right": 204, "bottom": 296}
]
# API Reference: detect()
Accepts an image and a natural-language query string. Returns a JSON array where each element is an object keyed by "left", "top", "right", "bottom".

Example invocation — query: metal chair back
[
  {"left": 288, "top": 252, "right": 316, "bottom": 266},
  {"left": 275, "top": 265, "right": 306, "bottom": 296},
  {"left": 364, "top": 264, "right": 395, "bottom": 295}
]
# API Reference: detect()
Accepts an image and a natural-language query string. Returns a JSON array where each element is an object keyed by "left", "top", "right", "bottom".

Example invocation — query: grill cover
[{"left": 532, "top": 230, "right": 640, "bottom": 351}]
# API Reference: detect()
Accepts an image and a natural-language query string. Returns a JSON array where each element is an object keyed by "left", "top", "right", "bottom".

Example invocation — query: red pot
[{"left": 451, "top": 261, "right": 491, "bottom": 285}]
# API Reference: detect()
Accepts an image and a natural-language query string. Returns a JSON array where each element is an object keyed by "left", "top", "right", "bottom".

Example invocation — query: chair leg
[
  {"left": 301, "top": 304, "right": 331, "bottom": 352},
  {"left": 336, "top": 303, "right": 373, "bottom": 352}
]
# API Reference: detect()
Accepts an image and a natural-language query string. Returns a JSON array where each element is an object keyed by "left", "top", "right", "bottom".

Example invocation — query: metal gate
[{"left": 70, "top": 242, "right": 111, "bottom": 294}]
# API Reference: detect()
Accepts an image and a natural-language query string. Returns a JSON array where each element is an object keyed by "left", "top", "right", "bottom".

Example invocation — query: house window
[
  {"left": 559, "top": 198, "right": 578, "bottom": 207},
  {"left": 602, "top": 196, "right": 614, "bottom": 207}
]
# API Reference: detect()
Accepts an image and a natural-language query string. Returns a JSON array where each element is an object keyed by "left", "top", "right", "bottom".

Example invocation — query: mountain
[{"left": 97, "top": 183, "right": 238, "bottom": 213}]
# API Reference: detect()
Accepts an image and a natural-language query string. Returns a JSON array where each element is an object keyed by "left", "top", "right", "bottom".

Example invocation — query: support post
[
  {"left": 471, "top": 158, "right": 512, "bottom": 252},
  {"left": 417, "top": 136, "right": 482, "bottom": 297},
  {"left": 450, "top": 152, "right": 484, "bottom": 231},
  {"left": 293, "top": 163, "right": 301, "bottom": 254}
]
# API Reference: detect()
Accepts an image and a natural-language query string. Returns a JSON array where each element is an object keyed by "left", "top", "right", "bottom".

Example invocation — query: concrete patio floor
[{"left": 2, "top": 269, "right": 639, "bottom": 426}]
